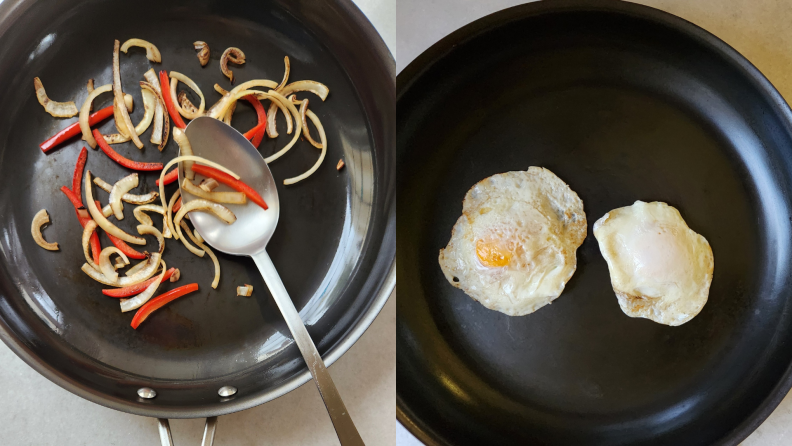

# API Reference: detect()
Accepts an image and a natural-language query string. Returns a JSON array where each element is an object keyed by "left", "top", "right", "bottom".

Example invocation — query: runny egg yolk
[{"left": 476, "top": 239, "right": 511, "bottom": 267}]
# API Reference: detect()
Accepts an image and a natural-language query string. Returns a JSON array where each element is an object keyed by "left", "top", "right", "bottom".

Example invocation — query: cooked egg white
[
  {"left": 593, "top": 201, "right": 714, "bottom": 326},
  {"left": 438, "top": 167, "right": 586, "bottom": 316}
]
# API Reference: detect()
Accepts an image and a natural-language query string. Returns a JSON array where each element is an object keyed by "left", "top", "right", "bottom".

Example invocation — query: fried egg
[
  {"left": 593, "top": 201, "right": 714, "bottom": 326},
  {"left": 438, "top": 168, "right": 587, "bottom": 316}
]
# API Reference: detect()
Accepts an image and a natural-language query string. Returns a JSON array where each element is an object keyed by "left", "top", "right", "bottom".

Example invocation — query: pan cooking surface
[
  {"left": 0, "top": 0, "right": 393, "bottom": 418},
  {"left": 397, "top": 1, "right": 792, "bottom": 444}
]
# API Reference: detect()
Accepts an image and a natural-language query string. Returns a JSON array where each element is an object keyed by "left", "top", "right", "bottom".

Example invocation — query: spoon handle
[{"left": 252, "top": 251, "right": 365, "bottom": 446}]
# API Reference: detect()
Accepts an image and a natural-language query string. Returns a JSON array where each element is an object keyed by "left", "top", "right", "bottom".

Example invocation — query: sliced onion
[
  {"left": 275, "top": 56, "right": 290, "bottom": 91},
  {"left": 206, "top": 79, "right": 278, "bottom": 120},
  {"left": 113, "top": 40, "right": 143, "bottom": 149},
  {"left": 180, "top": 221, "right": 220, "bottom": 289},
  {"left": 32, "top": 209, "right": 58, "bottom": 251},
  {"left": 125, "top": 255, "right": 152, "bottom": 277},
  {"left": 169, "top": 72, "right": 205, "bottom": 119},
  {"left": 86, "top": 79, "right": 95, "bottom": 111},
  {"left": 82, "top": 250, "right": 160, "bottom": 287},
  {"left": 133, "top": 204, "right": 165, "bottom": 226},
  {"left": 256, "top": 90, "right": 302, "bottom": 163},
  {"left": 113, "top": 256, "right": 127, "bottom": 269},
  {"left": 182, "top": 178, "right": 246, "bottom": 204},
  {"left": 107, "top": 173, "right": 138, "bottom": 220},
  {"left": 194, "top": 41, "right": 210, "bottom": 66},
  {"left": 94, "top": 176, "right": 158, "bottom": 205},
  {"left": 81, "top": 219, "right": 99, "bottom": 270},
  {"left": 102, "top": 204, "right": 113, "bottom": 218},
  {"left": 237, "top": 284, "right": 253, "bottom": 296},
  {"left": 166, "top": 189, "right": 181, "bottom": 241},
  {"left": 174, "top": 218, "right": 205, "bottom": 257},
  {"left": 337, "top": 159, "right": 345, "bottom": 170},
  {"left": 265, "top": 92, "right": 294, "bottom": 138},
  {"left": 85, "top": 171, "right": 146, "bottom": 245},
  {"left": 299, "top": 99, "right": 322, "bottom": 149},
  {"left": 80, "top": 84, "right": 112, "bottom": 148},
  {"left": 220, "top": 47, "right": 245, "bottom": 83},
  {"left": 103, "top": 87, "right": 156, "bottom": 145},
  {"left": 170, "top": 268, "right": 181, "bottom": 282},
  {"left": 141, "top": 79, "right": 169, "bottom": 151},
  {"left": 143, "top": 70, "right": 165, "bottom": 147},
  {"left": 120, "top": 259, "right": 166, "bottom": 312},
  {"left": 174, "top": 199, "right": 236, "bottom": 226},
  {"left": 284, "top": 108, "right": 326, "bottom": 185},
  {"left": 214, "top": 84, "right": 228, "bottom": 95},
  {"left": 34, "top": 77, "right": 78, "bottom": 118},
  {"left": 159, "top": 156, "right": 241, "bottom": 237},
  {"left": 120, "top": 38, "right": 162, "bottom": 63},
  {"left": 178, "top": 91, "right": 199, "bottom": 116},
  {"left": 99, "top": 247, "right": 129, "bottom": 282},
  {"left": 224, "top": 100, "right": 236, "bottom": 125},
  {"left": 172, "top": 127, "right": 195, "bottom": 180},
  {"left": 279, "top": 80, "right": 330, "bottom": 101},
  {"left": 199, "top": 178, "right": 219, "bottom": 192}
]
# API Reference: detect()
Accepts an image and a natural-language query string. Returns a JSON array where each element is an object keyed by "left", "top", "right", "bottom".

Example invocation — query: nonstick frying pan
[
  {"left": 397, "top": 1, "right": 792, "bottom": 444},
  {"left": 0, "top": 0, "right": 394, "bottom": 441}
]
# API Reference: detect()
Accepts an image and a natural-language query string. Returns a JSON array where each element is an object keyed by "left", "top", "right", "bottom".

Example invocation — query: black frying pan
[
  {"left": 0, "top": 0, "right": 394, "bottom": 437},
  {"left": 397, "top": 1, "right": 792, "bottom": 444}
]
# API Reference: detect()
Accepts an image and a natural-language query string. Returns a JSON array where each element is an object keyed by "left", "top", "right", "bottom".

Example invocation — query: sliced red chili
[
  {"left": 60, "top": 186, "right": 101, "bottom": 264},
  {"left": 172, "top": 196, "right": 182, "bottom": 213},
  {"left": 243, "top": 95, "right": 267, "bottom": 148},
  {"left": 93, "top": 200, "right": 146, "bottom": 260},
  {"left": 103, "top": 268, "right": 177, "bottom": 297},
  {"left": 242, "top": 120, "right": 267, "bottom": 141},
  {"left": 191, "top": 164, "right": 268, "bottom": 210},
  {"left": 40, "top": 105, "right": 114, "bottom": 153},
  {"left": 93, "top": 129, "right": 164, "bottom": 171},
  {"left": 159, "top": 71, "right": 187, "bottom": 129},
  {"left": 71, "top": 146, "right": 88, "bottom": 200},
  {"left": 156, "top": 168, "right": 178, "bottom": 186},
  {"left": 131, "top": 283, "right": 199, "bottom": 329}
]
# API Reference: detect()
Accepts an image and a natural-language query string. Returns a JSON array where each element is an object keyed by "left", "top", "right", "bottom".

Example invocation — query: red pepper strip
[
  {"left": 191, "top": 164, "right": 268, "bottom": 210},
  {"left": 156, "top": 168, "right": 179, "bottom": 186},
  {"left": 93, "top": 129, "right": 164, "bottom": 171},
  {"left": 71, "top": 146, "right": 88, "bottom": 200},
  {"left": 172, "top": 197, "right": 182, "bottom": 213},
  {"left": 159, "top": 71, "right": 187, "bottom": 129},
  {"left": 131, "top": 283, "right": 199, "bottom": 329},
  {"left": 243, "top": 95, "right": 267, "bottom": 148},
  {"left": 60, "top": 186, "right": 101, "bottom": 264},
  {"left": 103, "top": 268, "right": 177, "bottom": 297},
  {"left": 93, "top": 200, "right": 147, "bottom": 260},
  {"left": 40, "top": 105, "right": 115, "bottom": 153},
  {"left": 242, "top": 120, "right": 267, "bottom": 141}
]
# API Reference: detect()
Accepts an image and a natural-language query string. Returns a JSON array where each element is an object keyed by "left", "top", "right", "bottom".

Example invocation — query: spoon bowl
[{"left": 182, "top": 116, "right": 279, "bottom": 254}]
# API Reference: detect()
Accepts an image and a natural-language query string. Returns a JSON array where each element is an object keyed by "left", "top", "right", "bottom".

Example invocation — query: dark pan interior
[
  {"left": 0, "top": 0, "right": 394, "bottom": 418},
  {"left": 397, "top": 1, "right": 792, "bottom": 445}
]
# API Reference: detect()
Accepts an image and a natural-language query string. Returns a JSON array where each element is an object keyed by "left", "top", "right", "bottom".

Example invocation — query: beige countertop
[{"left": 396, "top": 0, "right": 792, "bottom": 444}]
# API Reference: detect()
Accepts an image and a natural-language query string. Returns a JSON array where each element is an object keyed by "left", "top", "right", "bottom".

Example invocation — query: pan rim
[
  {"left": 0, "top": 0, "right": 395, "bottom": 420},
  {"left": 395, "top": 0, "right": 792, "bottom": 444}
]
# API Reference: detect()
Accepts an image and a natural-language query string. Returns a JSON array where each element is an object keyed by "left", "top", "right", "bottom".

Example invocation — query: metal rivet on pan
[
  {"left": 218, "top": 386, "right": 237, "bottom": 397},
  {"left": 138, "top": 387, "right": 157, "bottom": 399}
]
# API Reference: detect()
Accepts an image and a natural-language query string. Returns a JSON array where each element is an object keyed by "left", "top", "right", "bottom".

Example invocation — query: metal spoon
[{"left": 178, "top": 116, "right": 364, "bottom": 446}]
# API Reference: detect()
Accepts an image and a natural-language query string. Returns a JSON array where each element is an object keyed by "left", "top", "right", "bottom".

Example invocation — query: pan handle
[{"left": 157, "top": 417, "right": 218, "bottom": 446}]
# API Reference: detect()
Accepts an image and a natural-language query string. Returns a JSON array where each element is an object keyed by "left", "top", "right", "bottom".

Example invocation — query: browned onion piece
[
  {"left": 214, "top": 84, "right": 228, "bottom": 95},
  {"left": 173, "top": 127, "right": 195, "bottom": 180},
  {"left": 32, "top": 209, "right": 58, "bottom": 251},
  {"left": 141, "top": 79, "right": 168, "bottom": 151},
  {"left": 99, "top": 247, "right": 129, "bottom": 282},
  {"left": 34, "top": 77, "right": 78, "bottom": 118},
  {"left": 85, "top": 170, "right": 146, "bottom": 245},
  {"left": 113, "top": 40, "right": 143, "bottom": 149},
  {"left": 86, "top": 79, "right": 95, "bottom": 111},
  {"left": 178, "top": 91, "right": 199, "bottom": 116},
  {"left": 170, "top": 268, "right": 181, "bottom": 282},
  {"left": 237, "top": 284, "right": 253, "bottom": 296},
  {"left": 120, "top": 38, "right": 162, "bottom": 63},
  {"left": 182, "top": 178, "right": 246, "bottom": 204},
  {"left": 174, "top": 199, "right": 236, "bottom": 226},
  {"left": 299, "top": 99, "right": 322, "bottom": 149},
  {"left": 199, "top": 178, "right": 219, "bottom": 192},
  {"left": 194, "top": 41, "right": 210, "bottom": 66},
  {"left": 94, "top": 176, "right": 158, "bottom": 205},
  {"left": 275, "top": 56, "right": 290, "bottom": 91},
  {"left": 220, "top": 47, "right": 245, "bottom": 83}
]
